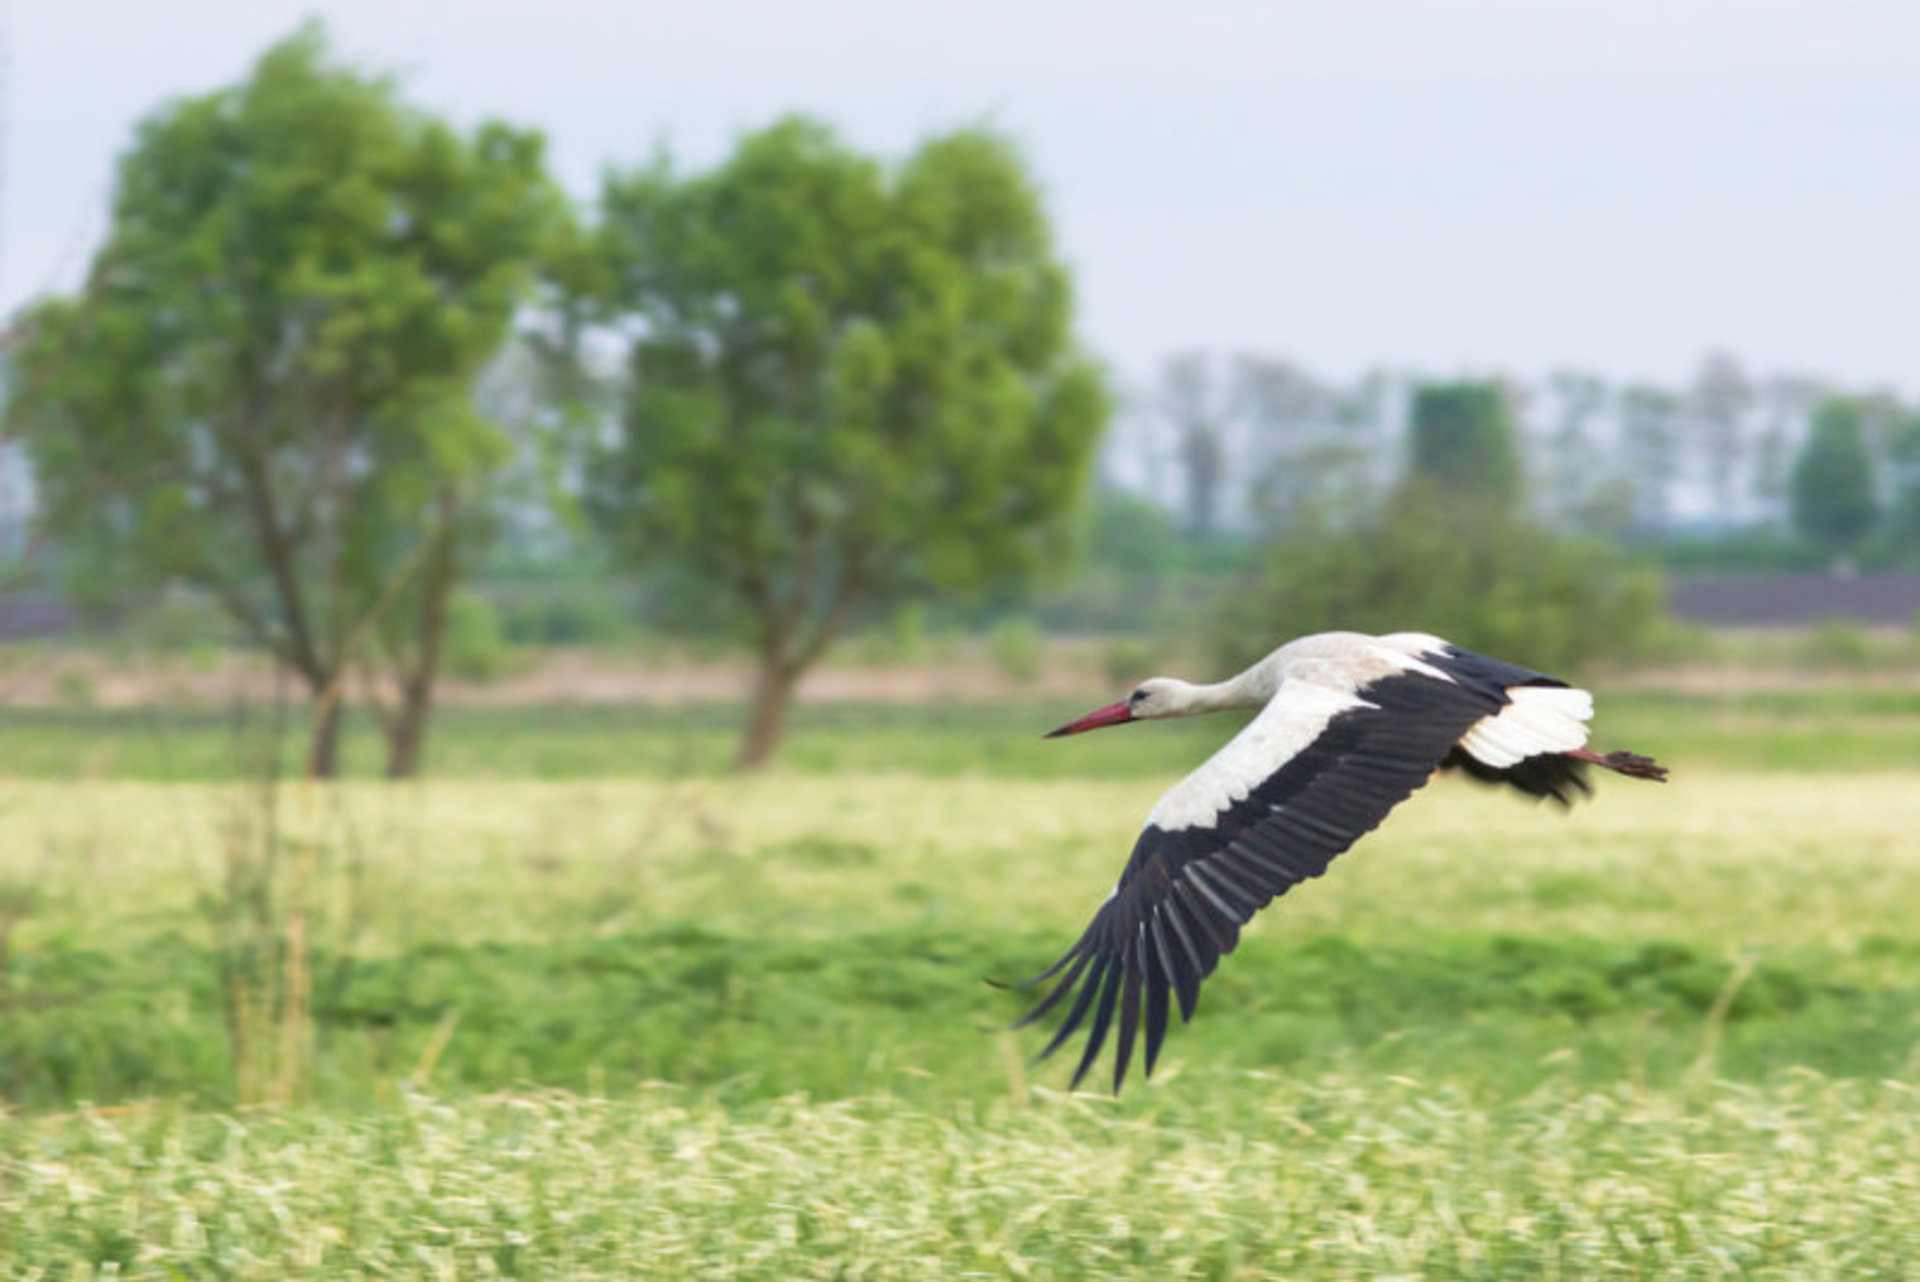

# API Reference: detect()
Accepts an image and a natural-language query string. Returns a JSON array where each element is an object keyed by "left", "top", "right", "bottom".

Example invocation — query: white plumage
[{"left": 1459, "top": 685, "right": 1596, "bottom": 768}]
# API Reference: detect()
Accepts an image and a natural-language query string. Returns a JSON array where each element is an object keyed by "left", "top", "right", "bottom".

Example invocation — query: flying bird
[{"left": 1009, "top": 630, "right": 1666, "bottom": 1093}]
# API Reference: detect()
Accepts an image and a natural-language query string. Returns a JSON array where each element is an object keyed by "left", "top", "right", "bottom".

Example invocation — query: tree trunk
[
  {"left": 306, "top": 691, "right": 345, "bottom": 780},
  {"left": 381, "top": 502, "right": 460, "bottom": 780},
  {"left": 383, "top": 684, "right": 431, "bottom": 779},
  {"left": 383, "top": 664, "right": 441, "bottom": 779},
  {"left": 733, "top": 560, "right": 867, "bottom": 770},
  {"left": 736, "top": 656, "right": 801, "bottom": 771},
  {"left": 381, "top": 626, "right": 447, "bottom": 781}
]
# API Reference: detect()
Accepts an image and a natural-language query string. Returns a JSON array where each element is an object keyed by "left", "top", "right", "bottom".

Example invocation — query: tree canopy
[
  {"left": 1407, "top": 382, "right": 1523, "bottom": 514},
  {"left": 1791, "top": 398, "right": 1880, "bottom": 568},
  {"left": 583, "top": 117, "right": 1108, "bottom": 765},
  {"left": 4, "top": 25, "right": 566, "bottom": 774},
  {"left": 1888, "top": 411, "right": 1920, "bottom": 562}
]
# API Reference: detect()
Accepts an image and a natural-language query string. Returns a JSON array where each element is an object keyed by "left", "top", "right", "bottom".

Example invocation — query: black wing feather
[
  {"left": 1036, "top": 955, "right": 1110, "bottom": 1063},
  {"left": 1441, "top": 746, "right": 1593, "bottom": 806},
  {"left": 1070, "top": 959, "right": 1126, "bottom": 1090},
  {"left": 1011, "top": 661, "right": 1520, "bottom": 1091},
  {"left": 1114, "top": 934, "right": 1147, "bottom": 1093},
  {"left": 1141, "top": 932, "right": 1173, "bottom": 1077},
  {"left": 1154, "top": 907, "right": 1206, "bottom": 1019},
  {"left": 1009, "top": 947, "right": 1093, "bottom": 1029}
]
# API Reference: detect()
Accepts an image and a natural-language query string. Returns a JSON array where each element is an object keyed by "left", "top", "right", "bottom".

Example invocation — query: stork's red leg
[{"left": 1567, "top": 746, "right": 1669, "bottom": 782}]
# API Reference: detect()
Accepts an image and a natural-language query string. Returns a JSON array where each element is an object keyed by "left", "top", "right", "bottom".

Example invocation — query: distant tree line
[{"left": 1112, "top": 352, "right": 1920, "bottom": 569}]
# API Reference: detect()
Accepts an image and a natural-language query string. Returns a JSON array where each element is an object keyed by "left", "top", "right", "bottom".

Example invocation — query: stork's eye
[{"left": 1128, "top": 688, "right": 1147, "bottom": 708}]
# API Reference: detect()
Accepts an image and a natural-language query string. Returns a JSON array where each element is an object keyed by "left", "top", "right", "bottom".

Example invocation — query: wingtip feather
[
  {"left": 1008, "top": 949, "right": 1093, "bottom": 1031},
  {"left": 1034, "top": 956, "right": 1108, "bottom": 1065},
  {"left": 1067, "top": 962, "right": 1124, "bottom": 1091}
]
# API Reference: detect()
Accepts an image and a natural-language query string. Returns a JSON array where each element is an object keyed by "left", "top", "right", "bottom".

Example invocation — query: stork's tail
[{"left": 1570, "top": 747, "right": 1669, "bottom": 782}]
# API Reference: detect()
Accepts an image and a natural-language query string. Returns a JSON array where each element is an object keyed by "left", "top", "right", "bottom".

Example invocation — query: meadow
[{"left": 3, "top": 688, "right": 1920, "bottom": 1275}]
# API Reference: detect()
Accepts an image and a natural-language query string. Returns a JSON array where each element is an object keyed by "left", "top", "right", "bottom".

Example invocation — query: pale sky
[{"left": 6, "top": 0, "right": 1917, "bottom": 393}]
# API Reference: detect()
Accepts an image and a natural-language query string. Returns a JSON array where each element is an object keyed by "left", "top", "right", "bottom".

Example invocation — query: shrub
[
  {"left": 846, "top": 603, "right": 934, "bottom": 667},
  {"left": 120, "top": 584, "right": 231, "bottom": 655},
  {"left": 987, "top": 618, "right": 1043, "bottom": 685},
  {"left": 1102, "top": 638, "right": 1159, "bottom": 688},
  {"left": 888, "top": 602, "right": 930, "bottom": 663},
  {"left": 497, "top": 587, "right": 638, "bottom": 647},
  {"left": 1797, "top": 618, "right": 1875, "bottom": 670},
  {"left": 53, "top": 668, "right": 97, "bottom": 709},
  {"left": 1206, "top": 486, "right": 1669, "bottom": 677},
  {"left": 443, "top": 591, "right": 514, "bottom": 682}
]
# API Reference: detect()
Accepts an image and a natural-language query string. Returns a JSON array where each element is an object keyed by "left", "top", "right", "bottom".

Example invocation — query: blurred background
[{"left": 1, "top": 4, "right": 1918, "bottom": 1274}]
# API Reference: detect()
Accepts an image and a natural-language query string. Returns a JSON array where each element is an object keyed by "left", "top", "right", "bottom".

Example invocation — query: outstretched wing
[{"left": 1011, "top": 662, "right": 1516, "bottom": 1093}]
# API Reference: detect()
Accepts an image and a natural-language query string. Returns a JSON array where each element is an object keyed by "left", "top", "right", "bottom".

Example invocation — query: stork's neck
[{"left": 1181, "top": 657, "right": 1280, "bottom": 714}]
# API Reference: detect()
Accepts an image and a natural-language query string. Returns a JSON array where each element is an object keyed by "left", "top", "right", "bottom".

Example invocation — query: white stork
[{"left": 1010, "top": 630, "right": 1666, "bottom": 1093}]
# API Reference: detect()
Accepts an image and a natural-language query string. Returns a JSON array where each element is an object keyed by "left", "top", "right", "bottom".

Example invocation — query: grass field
[
  {"left": 3, "top": 692, "right": 1920, "bottom": 1274},
  {"left": 9, "top": 1078, "right": 1919, "bottom": 1276},
  {"left": 3, "top": 684, "right": 1920, "bottom": 780}
]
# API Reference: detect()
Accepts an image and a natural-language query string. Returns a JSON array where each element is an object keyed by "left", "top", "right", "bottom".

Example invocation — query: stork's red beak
[{"left": 1045, "top": 700, "right": 1135, "bottom": 738}]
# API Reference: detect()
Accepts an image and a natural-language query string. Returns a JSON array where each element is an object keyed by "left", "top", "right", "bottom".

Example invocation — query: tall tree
[
  {"left": 1542, "top": 370, "right": 1617, "bottom": 533},
  {"left": 1618, "top": 385, "right": 1683, "bottom": 534},
  {"left": 1791, "top": 397, "right": 1881, "bottom": 569},
  {"left": 585, "top": 117, "right": 1107, "bottom": 767},
  {"left": 1856, "top": 391, "right": 1914, "bottom": 513},
  {"left": 1405, "top": 381, "right": 1522, "bottom": 513},
  {"left": 1888, "top": 410, "right": 1920, "bottom": 562},
  {"left": 1229, "top": 357, "right": 1382, "bottom": 535},
  {"left": 1752, "top": 375, "right": 1825, "bottom": 528},
  {"left": 1329, "top": 368, "right": 1392, "bottom": 460},
  {"left": 1687, "top": 352, "right": 1755, "bottom": 526},
  {"left": 1159, "top": 353, "right": 1227, "bottom": 538},
  {"left": 3, "top": 26, "right": 565, "bottom": 775}
]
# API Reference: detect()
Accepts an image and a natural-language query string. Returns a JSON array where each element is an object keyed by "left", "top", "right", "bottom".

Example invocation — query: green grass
[
  {"left": 4, "top": 685, "right": 1920, "bottom": 780},
  {"left": 8, "top": 1078, "right": 1920, "bottom": 1277},
  {"left": 7, "top": 919, "right": 1919, "bottom": 1115},
  {"left": 4, "top": 773, "right": 1919, "bottom": 1112},
  {"left": 3, "top": 715, "right": 1919, "bottom": 1271}
]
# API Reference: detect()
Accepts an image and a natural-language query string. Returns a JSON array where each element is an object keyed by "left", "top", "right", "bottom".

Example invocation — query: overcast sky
[{"left": 6, "top": 1, "right": 1917, "bottom": 393}]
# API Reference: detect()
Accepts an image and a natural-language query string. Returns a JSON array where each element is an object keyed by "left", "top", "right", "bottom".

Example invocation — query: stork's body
[{"left": 1016, "top": 630, "right": 1666, "bottom": 1093}]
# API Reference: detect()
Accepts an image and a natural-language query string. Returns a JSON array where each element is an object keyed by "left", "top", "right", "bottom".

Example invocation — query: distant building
[
  {"left": 0, "top": 593, "right": 73, "bottom": 641},
  {"left": 1670, "top": 573, "right": 1920, "bottom": 627}
]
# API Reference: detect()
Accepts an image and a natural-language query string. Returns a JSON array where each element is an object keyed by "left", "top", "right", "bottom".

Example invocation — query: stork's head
[{"left": 1044, "top": 678, "right": 1194, "bottom": 737}]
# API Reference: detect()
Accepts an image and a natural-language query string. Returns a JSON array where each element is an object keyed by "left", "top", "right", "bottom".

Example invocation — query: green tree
[
  {"left": 1887, "top": 410, "right": 1920, "bottom": 563},
  {"left": 1406, "top": 382, "right": 1522, "bottom": 514},
  {"left": 1791, "top": 397, "right": 1881, "bottom": 568},
  {"left": 3, "top": 25, "right": 565, "bottom": 775},
  {"left": 584, "top": 117, "right": 1107, "bottom": 767},
  {"left": 1753, "top": 376, "right": 1826, "bottom": 530}
]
